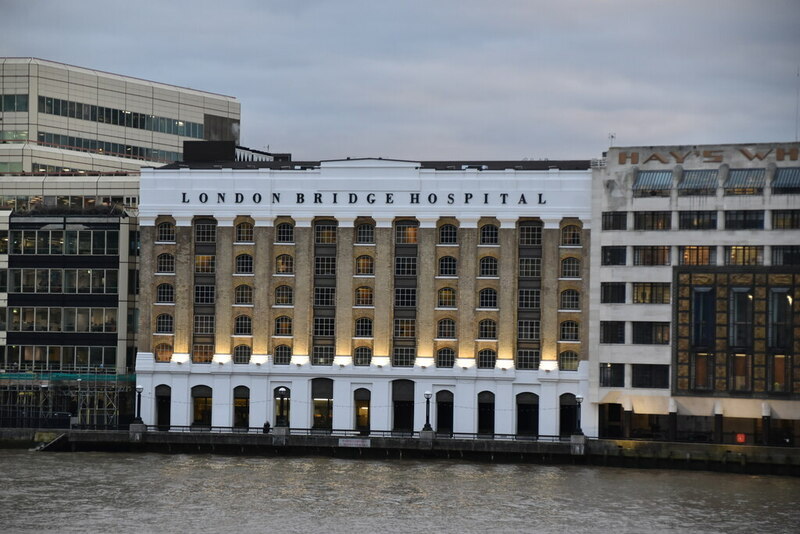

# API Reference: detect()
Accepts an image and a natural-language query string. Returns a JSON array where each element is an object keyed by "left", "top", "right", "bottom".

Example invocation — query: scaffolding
[{"left": 0, "top": 371, "right": 135, "bottom": 428}]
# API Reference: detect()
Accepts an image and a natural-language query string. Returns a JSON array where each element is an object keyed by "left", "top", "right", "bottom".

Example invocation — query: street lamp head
[
  {"left": 278, "top": 386, "right": 287, "bottom": 395},
  {"left": 424, "top": 391, "right": 432, "bottom": 400},
  {"left": 136, "top": 385, "right": 144, "bottom": 393},
  {"left": 576, "top": 394, "right": 584, "bottom": 404}
]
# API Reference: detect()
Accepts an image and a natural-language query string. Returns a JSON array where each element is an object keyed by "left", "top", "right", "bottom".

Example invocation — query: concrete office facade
[
  {"left": 0, "top": 57, "right": 240, "bottom": 175},
  {"left": 589, "top": 142, "right": 800, "bottom": 445},
  {"left": 134, "top": 158, "right": 593, "bottom": 436}
]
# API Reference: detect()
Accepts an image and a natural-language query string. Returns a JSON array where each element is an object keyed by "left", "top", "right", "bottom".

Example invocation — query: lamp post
[
  {"left": 574, "top": 394, "right": 584, "bottom": 436},
  {"left": 133, "top": 385, "right": 144, "bottom": 424},
  {"left": 277, "top": 386, "right": 287, "bottom": 427},
  {"left": 41, "top": 383, "right": 49, "bottom": 427},
  {"left": 423, "top": 391, "right": 433, "bottom": 431}
]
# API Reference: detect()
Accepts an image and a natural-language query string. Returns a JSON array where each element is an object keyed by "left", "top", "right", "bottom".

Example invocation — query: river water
[{"left": 0, "top": 450, "right": 798, "bottom": 533}]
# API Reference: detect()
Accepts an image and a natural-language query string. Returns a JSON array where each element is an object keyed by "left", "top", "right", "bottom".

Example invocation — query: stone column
[
  {"left": 292, "top": 218, "right": 313, "bottom": 357},
  {"left": 416, "top": 218, "right": 437, "bottom": 359},
  {"left": 214, "top": 219, "right": 234, "bottom": 355},
  {"left": 173, "top": 217, "right": 193, "bottom": 354},
  {"left": 497, "top": 218, "right": 518, "bottom": 363},
  {"left": 136, "top": 222, "right": 155, "bottom": 353},
  {"left": 335, "top": 218, "right": 355, "bottom": 360},
  {"left": 457, "top": 217, "right": 478, "bottom": 362},
  {"left": 373, "top": 218, "right": 394, "bottom": 358},
  {"left": 253, "top": 217, "right": 273, "bottom": 355},
  {"left": 540, "top": 218, "right": 560, "bottom": 366}
]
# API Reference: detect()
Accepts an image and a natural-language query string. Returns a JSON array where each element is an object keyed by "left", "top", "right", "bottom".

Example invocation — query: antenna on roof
[{"left": 608, "top": 133, "right": 616, "bottom": 147}]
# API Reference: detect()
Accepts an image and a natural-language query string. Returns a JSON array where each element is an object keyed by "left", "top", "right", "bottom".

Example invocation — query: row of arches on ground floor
[{"left": 153, "top": 380, "right": 582, "bottom": 436}]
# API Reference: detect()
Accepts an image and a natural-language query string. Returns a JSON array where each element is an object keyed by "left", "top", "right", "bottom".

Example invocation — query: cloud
[{"left": 2, "top": 0, "right": 799, "bottom": 159}]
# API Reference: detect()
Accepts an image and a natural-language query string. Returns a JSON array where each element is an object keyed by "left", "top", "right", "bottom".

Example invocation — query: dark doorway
[
  {"left": 191, "top": 385, "right": 212, "bottom": 427},
  {"left": 392, "top": 379, "right": 414, "bottom": 433},
  {"left": 155, "top": 384, "right": 171, "bottom": 431},
  {"left": 516, "top": 392, "right": 539, "bottom": 436},
  {"left": 233, "top": 386, "right": 250, "bottom": 428},
  {"left": 354, "top": 388, "right": 370, "bottom": 435},
  {"left": 598, "top": 403, "right": 623, "bottom": 438},
  {"left": 559, "top": 393, "right": 578, "bottom": 436},
  {"left": 273, "top": 387, "right": 291, "bottom": 427},
  {"left": 477, "top": 391, "right": 495, "bottom": 436},
  {"left": 436, "top": 390, "right": 454, "bottom": 436},
  {"left": 312, "top": 378, "right": 333, "bottom": 430}
]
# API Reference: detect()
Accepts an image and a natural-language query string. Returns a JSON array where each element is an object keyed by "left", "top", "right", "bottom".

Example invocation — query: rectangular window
[
  {"left": 633, "top": 246, "right": 670, "bottom": 266},
  {"left": 195, "top": 255, "right": 216, "bottom": 273},
  {"left": 194, "top": 285, "right": 215, "bottom": 304},
  {"left": 599, "top": 363, "right": 625, "bottom": 387},
  {"left": 769, "top": 354, "right": 790, "bottom": 393},
  {"left": 392, "top": 346, "right": 416, "bottom": 367},
  {"left": 517, "top": 320, "right": 540, "bottom": 340},
  {"left": 772, "top": 246, "right": 800, "bottom": 266},
  {"left": 314, "top": 287, "right": 336, "bottom": 307},
  {"left": 729, "top": 353, "right": 752, "bottom": 392},
  {"left": 768, "top": 288, "right": 792, "bottom": 349},
  {"left": 631, "top": 364, "right": 669, "bottom": 388},
  {"left": 679, "top": 211, "right": 717, "bottom": 230},
  {"left": 312, "top": 346, "right": 334, "bottom": 366},
  {"left": 679, "top": 246, "right": 716, "bottom": 266},
  {"left": 632, "top": 282, "right": 670, "bottom": 304},
  {"left": 393, "top": 319, "right": 416, "bottom": 338},
  {"left": 394, "top": 288, "right": 417, "bottom": 307},
  {"left": 692, "top": 288, "right": 715, "bottom": 347},
  {"left": 395, "top": 257, "right": 417, "bottom": 276},
  {"left": 602, "top": 246, "right": 626, "bottom": 266},
  {"left": 193, "top": 315, "right": 215, "bottom": 334},
  {"left": 725, "top": 246, "right": 763, "bottom": 265},
  {"left": 314, "top": 257, "right": 337, "bottom": 275},
  {"left": 692, "top": 352, "right": 713, "bottom": 390},
  {"left": 518, "top": 289, "right": 540, "bottom": 309},
  {"left": 634, "top": 211, "right": 671, "bottom": 230},
  {"left": 516, "top": 350, "right": 540, "bottom": 370},
  {"left": 192, "top": 344, "right": 214, "bottom": 364},
  {"left": 600, "top": 321, "right": 625, "bottom": 344},
  {"left": 601, "top": 282, "right": 626, "bottom": 303},
  {"left": 631, "top": 322, "right": 670, "bottom": 344},
  {"left": 602, "top": 212, "right": 627, "bottom": 231},
  {"left": 194, "top": 224, "right": 216, "bottom": 243},
  {"left": 518, "top": 225, "right": 542, "bottom": 245},
  {"left": 315, "top": 224, "right": 337, "bottom": 244},
  {"left": 729, "top": 288, "right": 753, "bottom": 347},
  {"left": 395, "top": 223, "right": 418, "bottom": 244},
  {"left": 519, "top": 257, "right": 541, "bottom": 277},
  {"left": 313, "top": 317, "right": 335, "bottom": 336},
  {"left": 772, "top": 209, "right": 800, "bottom": 229},
  {"left": 724, "top": 210, "right": 764, "bottom": 230}
]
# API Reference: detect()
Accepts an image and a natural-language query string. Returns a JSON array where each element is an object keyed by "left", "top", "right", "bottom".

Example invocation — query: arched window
[
  {"left": 354, "top": 286, "right": 374, "bottom": 306},
  {"left": 275, "top": 285, "right": 293, "bottom": 305},
  {"left": 560, "top": 289, "right": 580, "bottom": 310},
  {"left": 155, "top": 313, "right": 173, "bottom": 334},
  {"left": 355, "top": 223, "right": 374, "bottom": 244},
  {"left": 561, "top": 224, "right": 581, "bottom": 246},
  {"left": 478, "top": 349, "right": 497, "bottom": 368},
  {"left": 236, "top": 222, "right": 254, "bottom": 242},
  {"left": 439, "top": 224, "right": 457, "bottom": 244},
  {"left": 479, "top": 256, "right": 498, "bottom": 277},
  {"left": 561, "top": 257, "right": 581, "bottom": 278},
  {"left": 438, "top": 287, "right": 456, "bottom": 308},
  {"left": 437, "top": 318, "right": 456, "bottom": 338},
  {"left": 273, "top": 345, "right": 291, "bottom": 365},
  {"left": 354, "top": 347, "right": 372, "bottom": 366},
  {"left": 156, "top": 222, "right": 175, "bottom": 242},
  {"left": 233, "top": 345, "right": 251, "bottom": 364},
  {"left": 479, "top": 288, "right": 497, "bottom": 308},
  {"left": 559, "top": 351, "right": 579, "bottom": 371},
  {"left": 480, "top": 224, "right": 499, "bottom": 245},
  {"left": 560, "top": 321, "right": 579, "bottom": 341},
  {"left": 156, "top": 253, "right": 175, "bottom": 273},
  {"left": 156, "top": 283, "right": 174, "bottom": 303},
  {"left": 276, "top": 254, "right": 294, "bottom": 274},
  {"left": 355, "top": 317, "right": 373, "bottom": 337},
  {"left": 236, "top": 254, "right": 253, "bottom": 274},
  {"left": 154, "top": 343, "right": 173, "bottom": 362},
  {"left": 274, "top": 316, "right": 292, "bottom": 336},
  {"left": 355, "top": 255, "right": 374, "bottom": 275},
  {"left": 436, "top": 348, "right": 455, "bottom": 368},
  {"left": 234, "top": 315, "right": 252, "bottom": 335},
  {"left": 479, "top": 319, "right": 497, "bottom": 339},
  {"left": 439, "top": 256, "right": 457, "bottom": 276},
  {"left": 235, "top": 284, "right": 253, "bottom": 305},
  {"left": 276, "top": 223, "right": 294, "bottom": 243}
]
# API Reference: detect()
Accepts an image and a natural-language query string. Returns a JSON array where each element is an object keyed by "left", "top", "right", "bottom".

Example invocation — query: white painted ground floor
[{"left": 135, "top": 352, "right": 592, "bottom": 436}]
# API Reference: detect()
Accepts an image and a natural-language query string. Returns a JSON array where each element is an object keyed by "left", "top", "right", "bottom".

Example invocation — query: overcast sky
[{"left": 2, "top": 0, "right": 799, "bottom": 160}]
